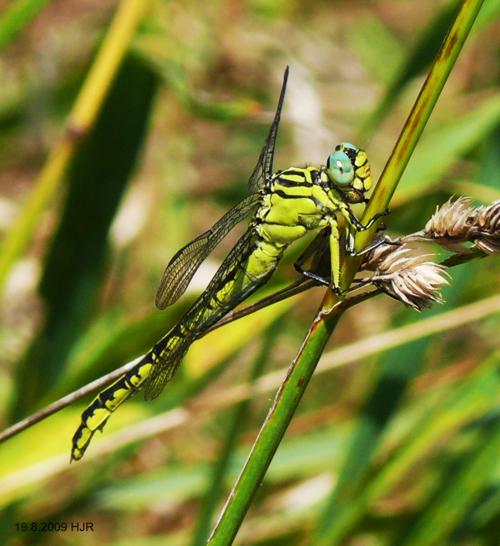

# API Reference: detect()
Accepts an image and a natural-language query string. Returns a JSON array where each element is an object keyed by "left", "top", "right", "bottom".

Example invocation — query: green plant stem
[
  {"left": 207, "top": 291, "right": 373, "bottom": 546},
  {"left": 0, "top": 0, "right": 149, "bottom": 295},
  {"left": 207, "top": 1, "right": 485, "bottom": 544},
  {"left": 191, "top": 320, "right": 281, "bottom": 546},
  {"left": 207, "top": 308, "right": 342, "bottom": 546}
]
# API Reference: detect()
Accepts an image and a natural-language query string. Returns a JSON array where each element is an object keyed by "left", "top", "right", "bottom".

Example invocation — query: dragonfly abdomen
[{"left": 71, "top": 356, "right": 154, "bottom": 461}]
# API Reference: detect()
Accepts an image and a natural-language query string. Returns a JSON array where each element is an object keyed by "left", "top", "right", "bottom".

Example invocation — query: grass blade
[
  {"left": 317, "top": 352, "right": 500, "bottom": 545},
  {"left": 359, "top": 0, "right": 461, "bottom": 139},
  {"left": 396, "top": 418, "right": 500, "bottom": 546}
]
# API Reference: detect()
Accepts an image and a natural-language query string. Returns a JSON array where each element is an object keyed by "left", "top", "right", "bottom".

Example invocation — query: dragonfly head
[{"left": 326, "top": 142, "right": 372, "bottom": 201}]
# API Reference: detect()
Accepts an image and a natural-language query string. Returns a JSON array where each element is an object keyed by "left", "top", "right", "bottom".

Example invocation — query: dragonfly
[{"left": 71, "top": 67, "right": 385, "bottom": 461}]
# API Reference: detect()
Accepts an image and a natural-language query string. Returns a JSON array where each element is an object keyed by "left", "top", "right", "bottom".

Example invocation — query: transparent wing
[
  {"left": 156, "top": 66, "right": 289, "bottom": 309},
  {"left": 146, "top": 228, "right": 259, "bottom": 400},
  {"left": 248, "top": 66, "right": 289, "bottom": 193},
  {"left": 155, "top": 193, "right": 261, "bottom": 310}
]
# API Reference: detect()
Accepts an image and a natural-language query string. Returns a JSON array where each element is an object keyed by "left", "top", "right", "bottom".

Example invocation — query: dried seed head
[
  {"left": 362, "top": 242, "right": 402, "bottom": 272},
  {"left": 471, "top": 200, "right": 500, "bottom": 254},
  {"left": 475, "top": 200, "right": 500, "bottom": 231},
  {"left": 362, "top": 244, "right": 450, "bottom": 311},
  {"left": 423, "top": 196, "right": 475, "bottom": 240},
  {"left": 420, "top": 197, "right": 500, "bottom": 254}
]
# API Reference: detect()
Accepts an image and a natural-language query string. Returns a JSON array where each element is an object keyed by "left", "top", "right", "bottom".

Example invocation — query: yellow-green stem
[{"left": 0, "top": 0, "right": 149, "bottom": 294}]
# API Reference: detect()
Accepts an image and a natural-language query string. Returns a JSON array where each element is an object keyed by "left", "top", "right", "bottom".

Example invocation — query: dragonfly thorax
[{"left": 255, "top": 166, "right": 339, "bottom": 247}]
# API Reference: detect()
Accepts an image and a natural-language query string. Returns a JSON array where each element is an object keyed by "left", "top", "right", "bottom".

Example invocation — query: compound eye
[{"left": 327, "top": 150, "right": 354, "bottom": 185}]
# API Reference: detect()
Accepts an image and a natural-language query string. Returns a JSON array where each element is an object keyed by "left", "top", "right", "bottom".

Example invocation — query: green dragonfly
[{"left": 71, "top": 67, "right": 384, "bottom": 461}]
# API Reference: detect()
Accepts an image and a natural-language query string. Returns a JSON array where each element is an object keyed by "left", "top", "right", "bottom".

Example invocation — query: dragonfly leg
[
  {"left": 340, "top": 205, "right": 390, "bottom": 232},
  {"left": 338, "top": 203, "right": 394, "bottom": 258},
  {"left": 329, "top": 220, "right": 343, "bottom": 294},
  {"left": 345, "top": 224, "right": 356, "bottom": 256},
  {"left": 294, "top": 266, "right": 330, "bottom": 286},
  {"left": 362, "top": 208, "right": 391, "bottom": 230},
  {"left": 356, "top": 234, "right": 401, "bottom": 257}
]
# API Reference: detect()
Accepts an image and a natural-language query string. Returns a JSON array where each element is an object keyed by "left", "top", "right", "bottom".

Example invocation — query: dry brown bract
[{"left": 362, "top": 244, "right": 450, "bottom": 311}]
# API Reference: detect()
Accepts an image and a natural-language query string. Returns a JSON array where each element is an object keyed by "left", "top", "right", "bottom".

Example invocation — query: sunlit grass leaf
[
  {"left": 360, "top": 0, "right": 499, "bottom": 140},
  {"left": 476, "top": 124, "right": 500, "bottom": 190},
  {"left": 475, "top": 0, "right": 500, "bottom": 26},
  {"left": 394, "top": 95, "right": 500, "bottom": 204},
  {"left": 360, "top": 0, "right": 461, "bottom": 137},
  {"left": 55, "top": 299, "right": 194, "bottom": 397},
  {"left": 83, "top": 424, "right": 351, "bottom": 512}
]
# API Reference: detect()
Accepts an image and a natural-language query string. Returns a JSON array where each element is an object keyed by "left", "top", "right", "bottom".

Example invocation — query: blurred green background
[{"left": 0, "top": 0, "right": 499, "bottom": 545}]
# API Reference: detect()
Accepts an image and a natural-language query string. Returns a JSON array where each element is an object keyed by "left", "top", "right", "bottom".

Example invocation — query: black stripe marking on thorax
[
  {"left": 273, "top": 189, "right": 316, "bottom": 200},
  {"left": 275, "top": 177, "right": 312, "bottom": 188}
]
